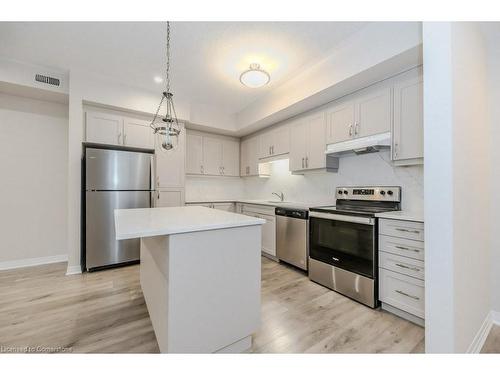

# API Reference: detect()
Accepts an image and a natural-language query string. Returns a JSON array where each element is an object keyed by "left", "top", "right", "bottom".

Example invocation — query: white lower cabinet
[
  {"left": 185, "top": 202, "right": 235, "bottom": 212},
  {"left": 155, "top": 188, "right": 185, "bottom": 207},
  {"left": 241, "top": 204, "right": 276, "bottom": 259},
  {"left": 379, "top": 218, "right": 425, "bottom": 325}
]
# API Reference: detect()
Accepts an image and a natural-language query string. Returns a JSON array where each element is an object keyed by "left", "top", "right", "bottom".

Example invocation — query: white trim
[
  {"left": 0, "top": 254, "right": 67, "bottom": 271},
  {"left": 492, "top": 311, "right": 500, "bottom": 326},
  {"left": 65, "top": 265, "right": 82, "bottom": 275},
  {"left": 467, "top": 311, "right": 493, "bottom": 353}
]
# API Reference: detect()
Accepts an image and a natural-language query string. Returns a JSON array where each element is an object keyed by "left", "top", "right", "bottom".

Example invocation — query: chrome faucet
[{"left": 272, "top": 192, "right": 284, "bottom": 202}]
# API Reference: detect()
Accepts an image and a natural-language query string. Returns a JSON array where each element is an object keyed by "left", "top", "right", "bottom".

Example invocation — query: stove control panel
[{"left": 336, "top": 186, "right": 401, "bottom": 202}]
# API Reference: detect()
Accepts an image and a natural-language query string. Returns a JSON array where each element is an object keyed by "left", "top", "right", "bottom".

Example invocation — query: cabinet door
[
  {"left": 186, "top": 133, "right": 203, "bottom": 175},
  {"left": 221, "top": 139, "right": 240, "bottom": 177},
  {"left": 260, "top": 214, "right": 276, "bottom": 257},
  {"left": 306, "top": 112, "right": 327, "bottom": 170},
  {"left": 86, "top": 111, "right": 123, "bottom": 145},
  {"left": 202, "top": 137, "right": 223, "bottom": 175},
  {"left": 156, "top": 124, "right": 185, "bottom": 188},
  {"left": 326, "top": 102, "right": 355, "bottom": 144},
  {"left": 155, "top": 188, "right": 185, "bottom": 207},
  {"left": 123, "top": 117, "right": 154, "bottom": 149},
  {"left": 259, "top": 132, "right": 273, "bottom": 159},
  {"left": 212, "top": 203, "right": 235, "bottom": 212},
  {"left": 240, "top": 138, "right": 249, "bottom": 176},
  {"left": 272, "top": 126, "right": 290, "bottom": 156},
  {"left": 355, "top": 87, "right": 391, "bottom": 138},
  {"left": 247, "top": 136, "right": 261, "bottom": 175},
  {"left": 289, "top": 120, "right": 308, "bottom": 172},
  {"left": 393, "top": 73, "right": 423, "bottom": 161}
]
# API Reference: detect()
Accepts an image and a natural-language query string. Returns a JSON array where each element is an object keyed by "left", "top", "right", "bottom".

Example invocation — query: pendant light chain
[{"left": 150, "top": 21, "right": 181, "bottom": 151}]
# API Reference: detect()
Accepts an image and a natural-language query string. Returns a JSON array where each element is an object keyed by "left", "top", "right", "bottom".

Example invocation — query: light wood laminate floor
[{"left": 0, "top": 257, "right": 427, "bottom": 353}]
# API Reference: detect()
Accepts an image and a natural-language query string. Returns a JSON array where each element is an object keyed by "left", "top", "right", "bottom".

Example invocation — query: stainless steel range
[{"left": 308, "top": 186, "right": 401, "bottom": 308}]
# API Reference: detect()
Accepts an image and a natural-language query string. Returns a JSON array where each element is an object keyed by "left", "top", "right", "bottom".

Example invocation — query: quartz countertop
[
  {"left": 185, "top": 199, "right": 333, "bottom": 210},
  {"left": 114, "top": 206, "right": 265, "bottom": 240},
  {"left": 375, "top": 210, "right": 424, "bottom": 222}
]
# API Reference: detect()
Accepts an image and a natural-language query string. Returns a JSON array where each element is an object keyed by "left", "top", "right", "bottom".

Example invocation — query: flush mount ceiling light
[
  {"left": 150, "top": 21, "right": 181, "bottom": 152},
  {"left": 153, "top": 76, "right": 163, "bottom": 84},
  {"left": 239, "top": 63, "right": 270, "bottom": 88}
]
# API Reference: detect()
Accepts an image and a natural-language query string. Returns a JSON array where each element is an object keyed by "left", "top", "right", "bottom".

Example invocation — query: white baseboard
[
  {"left": 66, "top": 265, "right": 82, "bottom": 275},
  {"left": 0, "top": 254, "right": 68, "bottom": 271},
  {"left": 467, "top": 311, "right": 494, "bottom": 353}
]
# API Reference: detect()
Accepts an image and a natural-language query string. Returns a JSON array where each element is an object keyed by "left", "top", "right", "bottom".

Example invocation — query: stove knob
[
  {"left": 338, "top": 190, "right": 343, "bottom": 195},
  {"left": 380, "top": 190, "right": 386, "bottom": 196},
  {"left": 387, "top": 190, "right": 394, "bottom": 196},
  {"left": 343, "top": 190, "right": 349, "bottom": 195}
]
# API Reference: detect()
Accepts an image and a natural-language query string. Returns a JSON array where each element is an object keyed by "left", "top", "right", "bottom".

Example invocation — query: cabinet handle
[
  {"left": 395, "top": 289, "right": 420, "bottom": 301},
  {"left": 396, "top": 228, "right": 421, "bottom": 234},
  {"left": 200, "top": 165, "right": 204, "bottom": 174},
  {"left": 272, "top": 145, "right": 274, "bottom": 154},
  {"left": 302, "top": 157, "right": 305, "bottom": 169},
  {"left": 157, "top": 191, "right": 160, "bottom": 200},
  {"left": 222, "top": 166, "right": 225, "bottom": 175},
  {"left": 118, "top": 133, "right": 122, "bottom": 144},
  {"left": 156, "top": 176, "right": 160, "bottom": 187},
  {"left": 349, "top": 124, "right": 353, "bottom": 137},
  {"left": 394, "top": 142, "right": 399, "bottom": 158},
  {"left": 305, "top": 156, "right": 309, "bottom": 168},
  {"left": 123, "top": 133, "right": 127, "bottom": 145},
  {"left": 354, "top": 122, "right": 359, "bottom": 136},
  {"left": 395, "top": 263, "right": 421, "bottom": 272},
  {"left": 395, "top": 245, "right": 420, "bottom": 253}
]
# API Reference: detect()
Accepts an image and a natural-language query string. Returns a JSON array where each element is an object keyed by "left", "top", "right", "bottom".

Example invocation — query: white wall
[
  {"left": 424, "top": 22, "right": 491, "bottom": 353},
  {"left": 0, "top": 93, "right": 68, "bottom": 267},
  {"left": 243, "top": 156, "right": 423, "bottom": 211},
  {"left": 484, "top": 25, "right": 500, "bottom": 314},
  {"left": 185, "top": 177, "right": 245, "bottom": 202}
]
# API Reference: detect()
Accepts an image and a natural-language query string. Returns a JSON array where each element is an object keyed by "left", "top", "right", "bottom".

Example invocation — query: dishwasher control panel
[{"left": 275, "top": 207, "right": 309, "bottom": 220}]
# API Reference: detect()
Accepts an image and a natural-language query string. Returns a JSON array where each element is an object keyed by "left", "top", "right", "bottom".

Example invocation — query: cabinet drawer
[
  {"left": 379, "top": 268, "right": 425, "bottom": 319},
  {"left": 379, "top": 219, "right": 424, "bottom": 241},
  {"left": 379, "top": 235, "right": 424, "bottom": 261},
  {"left": 379, "top": 251, "right": 424, "bottom": 280},
  {"left": 240, "top": 204, "right": 275, "bottom": 216}
]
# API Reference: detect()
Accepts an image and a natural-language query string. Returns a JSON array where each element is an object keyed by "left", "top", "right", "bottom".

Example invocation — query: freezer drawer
[
  {"left": 86, "top": 147, "right": 153, "bottom": 191},
  {"left": 85, "top": 190, "right": 152, "bottom": 270}
]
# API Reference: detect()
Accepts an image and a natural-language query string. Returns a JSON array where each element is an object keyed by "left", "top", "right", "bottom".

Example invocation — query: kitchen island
[{"left": 114, "top": 206, "right": 265, "bottom": 353}]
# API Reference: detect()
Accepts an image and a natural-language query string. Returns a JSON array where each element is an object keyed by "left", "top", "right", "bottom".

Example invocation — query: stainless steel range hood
[{"left": 325, "top": 132, "right": 391, "bottom": 156}]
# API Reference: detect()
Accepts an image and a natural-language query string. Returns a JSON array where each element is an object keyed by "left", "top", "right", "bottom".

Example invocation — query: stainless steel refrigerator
[{"left": 84, "top": 146, "right": 155, "bottom": 271}]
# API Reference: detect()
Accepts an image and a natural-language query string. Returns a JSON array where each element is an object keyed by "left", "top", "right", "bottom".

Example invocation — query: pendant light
[{"left": 150, "top": 21, "right": 181, "bottom": 151}]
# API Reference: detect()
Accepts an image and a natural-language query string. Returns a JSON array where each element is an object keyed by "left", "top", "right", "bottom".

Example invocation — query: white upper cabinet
[
  {"left": 123, "top": 117, "right": 154, "bottom": 149},
  {"left": 326, "top": 101, "right": 355, "bottom": 144},
  {"left": 156, "top": 123, "right": 185, "bottom": 188},
  {"left": 325, "top": 84, "right": 391, "bottom": 144},
  {"left": 355, "top": 87, "right": 392, "bottom": 138},
  {"left": 307, "top": 113, "right": 328, "bottom": 169},
  {"left": 290, "top": 112, "right": 333, "bottom": 172},
  {"left": 289, "top": 119, "right": 309, "bottom": 172},
  {"left": 86, "top": 111, "right": 155, "bottom": 150},
  {"left": 85, "top": 111, "right": 123, "bottom": 146},
  {"left": 221, "top": 139, "right": 240, "bottom": 177},
  {"left": 202, "top": 137, "right": 223, "bottom": 176},
  {"left": 186, "top": 131, "right": 240, "bottom": 177},
  {"left": 240, "top": 136, "right": 269, "bottom": 177},
  {"left": 259, "top": 125, "right": 290, "bottom": 159},
  {"left": 392, "top": 68, "right": 424, "bottom": 164},
  {"left": 186, "top": 133, "right": 203, "bottom": 175}
]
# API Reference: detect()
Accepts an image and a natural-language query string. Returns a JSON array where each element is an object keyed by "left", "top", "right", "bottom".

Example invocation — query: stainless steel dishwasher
[{"left": 275, "top": 207, "right": 309, "bottom": 271}]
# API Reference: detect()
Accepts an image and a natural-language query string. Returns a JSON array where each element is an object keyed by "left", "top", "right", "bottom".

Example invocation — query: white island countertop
[{"left": 115, "top": 206, "right": 265, "bottom": 240}]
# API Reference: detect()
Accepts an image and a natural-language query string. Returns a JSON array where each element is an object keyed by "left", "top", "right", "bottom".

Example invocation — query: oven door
[{"left": 309, "top": 212, "right": 376, "bottom": 279}]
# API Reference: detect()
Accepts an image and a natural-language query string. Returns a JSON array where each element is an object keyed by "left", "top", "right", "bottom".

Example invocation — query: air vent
[{"left": 35, "top": 74, "right": 60, "bottom": 87}]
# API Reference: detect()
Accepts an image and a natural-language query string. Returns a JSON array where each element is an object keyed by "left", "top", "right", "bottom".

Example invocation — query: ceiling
[{"left": 0, "top": 22, "right": 369, "bottom": 114}]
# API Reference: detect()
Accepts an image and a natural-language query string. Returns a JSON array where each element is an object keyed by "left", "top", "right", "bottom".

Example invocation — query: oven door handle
[{"left": 309, "top": 211, "right": 375, "bottom": 225}]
